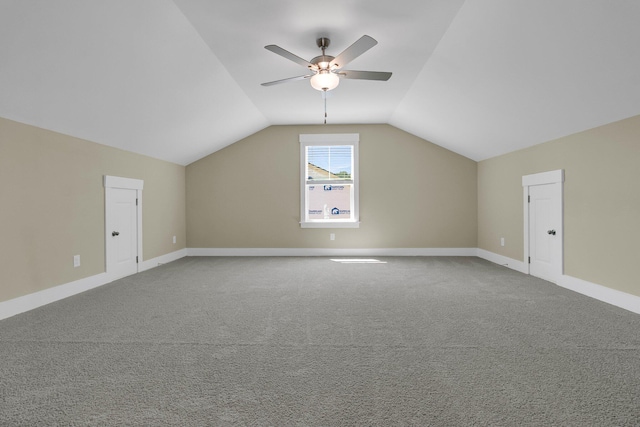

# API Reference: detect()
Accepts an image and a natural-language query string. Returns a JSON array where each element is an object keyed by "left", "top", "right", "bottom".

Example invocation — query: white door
[
  {"left": 107, "top": 188, "right": 138, "bottom": 280},
  {"left": 529, "top": 183, "right": 562, "bottom": 282}
]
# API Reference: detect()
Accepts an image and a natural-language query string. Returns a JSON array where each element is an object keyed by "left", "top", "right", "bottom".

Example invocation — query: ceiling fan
[{"left": 261, "top": 35, "right": 392, "bottom": 92}]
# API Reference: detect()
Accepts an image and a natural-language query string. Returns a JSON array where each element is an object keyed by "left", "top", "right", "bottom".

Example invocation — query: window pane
[
  {"left": 306, "top": 145, "right": 352, "bottom": 181},
  {"left": 306, "top": 184, "right": 353, "bottom": 220}
]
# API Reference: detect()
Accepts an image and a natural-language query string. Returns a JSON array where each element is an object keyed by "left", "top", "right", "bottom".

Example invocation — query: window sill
[{"left": 300, "top": 221, "right": 360, "bottom": 229}]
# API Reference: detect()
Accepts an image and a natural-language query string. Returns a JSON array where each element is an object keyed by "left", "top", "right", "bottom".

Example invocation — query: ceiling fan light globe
[{"left": 310, "top": 72, "right": 339, "bottom": 91}]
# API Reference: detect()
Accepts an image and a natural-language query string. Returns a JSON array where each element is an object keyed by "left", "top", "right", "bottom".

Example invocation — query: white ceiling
[{"left": 1, "top": 0, "right": 639, "bottom": 165}]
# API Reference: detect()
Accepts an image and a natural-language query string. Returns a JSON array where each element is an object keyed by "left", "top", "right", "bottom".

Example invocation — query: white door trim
[
  {"left": 104, "top": 175, "right": 143, "bottom": 280},
  {"left": 522, "top": 170, "right": 564, "bottom": 278}
]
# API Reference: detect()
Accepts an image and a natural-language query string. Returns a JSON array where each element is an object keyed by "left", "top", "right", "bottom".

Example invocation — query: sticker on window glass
[{"left": 307, "top": 184, "right": 352, "bottom": 219}]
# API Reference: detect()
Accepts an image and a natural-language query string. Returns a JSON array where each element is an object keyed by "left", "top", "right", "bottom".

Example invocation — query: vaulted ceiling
[{"left": 1, "top": 1, "right": 639, "bottom": 165}]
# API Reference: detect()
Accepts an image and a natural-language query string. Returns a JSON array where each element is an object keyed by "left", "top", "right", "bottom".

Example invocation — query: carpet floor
[{"left": 1, "top": 256, "right": 639, "bottom": 426}]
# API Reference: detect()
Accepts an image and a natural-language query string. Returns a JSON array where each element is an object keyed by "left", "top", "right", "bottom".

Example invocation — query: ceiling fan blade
[
  {"left": 265, "top": 45, "right": 313, "bottom": 69},
  {"left": 339, "top": 70, "right": 392, "bottom": 81},
  {"left": 329, "top": 35, "right": 378, "bottom": 69},
  {"left": 261, "top": 75, "right": 312, "bottom": 87}
]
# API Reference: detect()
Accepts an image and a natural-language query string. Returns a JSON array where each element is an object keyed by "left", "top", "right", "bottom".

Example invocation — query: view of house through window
[
  {"left": 300, "top": 134, "right": 359, "bottom": 228},
  {"left": 306, "top": 145, "right": 353, "bottom": 220}
]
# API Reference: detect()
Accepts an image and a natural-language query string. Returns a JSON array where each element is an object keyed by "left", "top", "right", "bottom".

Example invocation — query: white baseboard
[
  {"left": 0, "top": 249, "right": 188, "bottom": 321},
  {"left": 139, "top": 248, "right": 187, "bottom": 272},
  {"left": 187, "top": 247, "right": 478, "bottom": 257},
  {"left": 5, "top": 248, "right": 637, "bottom": 320},
  {"left": 478, "top": 248, "right": 640, "bottom": 315},
  {"left": 0, "top": 272, "right": 110, "bottom": 321},
  {"left": 476, "top": 249, "right": 528, "bottom": 274},
  {"left": 558, "top": 275, "right": 640, "bottom": 315}
]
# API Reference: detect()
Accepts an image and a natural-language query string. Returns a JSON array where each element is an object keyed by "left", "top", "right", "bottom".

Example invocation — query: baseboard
[
  {"left": 0, "top": 249, "right": 188, "bottom": 321},
  {"left": 5, "top": 248, "right": 636, "bottom": 320},
  {"left": 476, "top": 249, "right": 528, "bottom": 274},
  {"left": 478, "top": 249, "right": 640, "bottom": 315},
  {"left": 187, "top": 247, "right": 478, "bottom": 257},
  {"left": 139, "top": 248, "right": 187, "bottom": 272},
  {"left": 558, "top": 275, "right": 640, "bottom": 315},
  {"left": 0, "top": 272, "right": 110, "bottom": 321}
]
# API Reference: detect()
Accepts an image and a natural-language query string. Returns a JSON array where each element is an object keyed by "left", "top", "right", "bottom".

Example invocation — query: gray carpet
[{"left": 1, "top": 256, "right": 639, "bottom": 426}]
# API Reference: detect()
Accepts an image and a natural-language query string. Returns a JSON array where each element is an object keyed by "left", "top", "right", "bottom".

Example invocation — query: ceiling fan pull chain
[{"left": 324, "top": 91, "right": 328, "bottom": 124}]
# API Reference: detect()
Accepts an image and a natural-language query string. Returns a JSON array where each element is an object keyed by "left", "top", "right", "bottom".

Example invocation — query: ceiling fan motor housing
[
  {"left": 310, "top": 55, "right": 335, "bottom": 70},
  {"left": 311, "top": 38, "right": 335, "bottom": 70}
]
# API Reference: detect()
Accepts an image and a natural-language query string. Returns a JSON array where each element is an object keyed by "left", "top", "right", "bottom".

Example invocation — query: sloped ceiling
[{"left": 1, "top": 0, "right": 639, "bottom": 165}]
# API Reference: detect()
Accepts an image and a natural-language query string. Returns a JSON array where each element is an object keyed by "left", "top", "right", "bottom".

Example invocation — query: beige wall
[
  {"left": 186, "top": 124, "right": 478, "bottom": 249},
  {"left": 6, "top": 110, "right": 636, "bottom": 305},
  {"left": 478, "top": 115, "right": 640, "bottom": 297},
  {"left": 0, "top": 118, "right": 186, "bottom": 303}
]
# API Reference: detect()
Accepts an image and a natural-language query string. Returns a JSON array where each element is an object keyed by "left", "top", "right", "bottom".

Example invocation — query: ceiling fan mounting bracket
[{"left": 316, "top": 37, "right": 330, "bottom": 50}]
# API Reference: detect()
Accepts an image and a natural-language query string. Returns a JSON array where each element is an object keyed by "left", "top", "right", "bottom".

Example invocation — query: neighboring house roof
[{"left": 307, "top": 163, "right": 340, "bottom": 180}]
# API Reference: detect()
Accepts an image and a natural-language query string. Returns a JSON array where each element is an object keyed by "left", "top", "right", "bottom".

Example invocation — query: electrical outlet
[
  {"left": 73, "top": 255, "right": 81, "bottom": 267},
  {"left": 330, "top": 233, "right": 335, "bottom": 241},
  {"left": 500, "top": 237, "right": 505, "bottom": 247},
  {"left": 173, "top": 235, "right": 176, "bottom": 244}
]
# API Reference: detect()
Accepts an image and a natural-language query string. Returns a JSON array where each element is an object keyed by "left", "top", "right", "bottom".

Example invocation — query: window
[{"left": 300, "top": 133, "right": 359, "bottom": 228}]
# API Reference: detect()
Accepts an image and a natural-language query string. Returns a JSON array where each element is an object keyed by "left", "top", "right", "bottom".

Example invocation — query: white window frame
[{"left": 300, "top": 133, "right": 360, "bottom": 228}]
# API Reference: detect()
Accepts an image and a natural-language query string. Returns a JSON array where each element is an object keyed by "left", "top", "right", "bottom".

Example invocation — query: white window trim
[{"left": 300, "top": 133, "right": 360, "bottom": 228}]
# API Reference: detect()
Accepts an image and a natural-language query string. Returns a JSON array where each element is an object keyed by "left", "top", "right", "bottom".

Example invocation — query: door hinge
[
  {"left": 136, "top": 256, "right": 139, "bottom": 263},
  {"left": 136, "top": 198, "right": 138, "bottom": 206},
  {"left": 528, "top": 256, "right": 531, "bottom": 264},
  {"left": 528, "top": 195, "right": 530, "bottom": 203}
]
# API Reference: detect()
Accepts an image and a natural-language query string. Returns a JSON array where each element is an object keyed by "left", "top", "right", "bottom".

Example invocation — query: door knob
[
  {"left": 547, "top": 230, "right": 556, "bottom": 235},
  {"left": 112, "top": 231, "right": 120, "bottom": 236}
]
